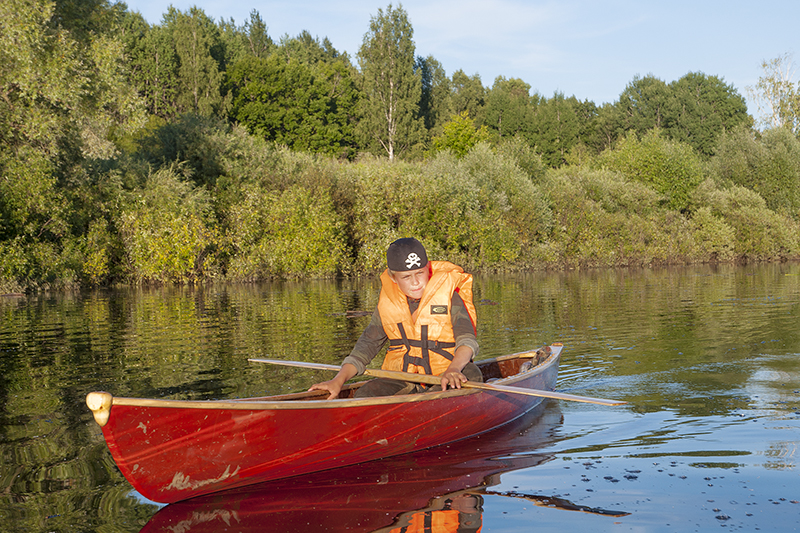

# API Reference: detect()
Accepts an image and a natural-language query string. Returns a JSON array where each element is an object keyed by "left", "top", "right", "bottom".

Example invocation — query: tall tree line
[{"left": 117, "top": 3, "right": 753, "bottom": 163}]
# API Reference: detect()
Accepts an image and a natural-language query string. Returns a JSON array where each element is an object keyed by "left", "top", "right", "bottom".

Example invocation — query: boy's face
[{"left": 390, "top": 266, "right": 430, "bottom": 299}]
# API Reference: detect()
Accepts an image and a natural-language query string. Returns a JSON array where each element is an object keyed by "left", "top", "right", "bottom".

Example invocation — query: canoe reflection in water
[
  {"left": 140, "top": 403, "right": 628, "bottom": 533},
  {"left": 379, "top": 491, "right": 484, "bottom": 533}
]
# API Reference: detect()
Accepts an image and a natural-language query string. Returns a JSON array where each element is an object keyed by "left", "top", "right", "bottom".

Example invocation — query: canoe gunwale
[{"left": 86, "top": 345, "right": 560, "bottom": 425}]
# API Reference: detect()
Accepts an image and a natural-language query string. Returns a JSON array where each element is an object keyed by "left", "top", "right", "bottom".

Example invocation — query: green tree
[
  {"left": 243, "top": 10, "right": 273, "bottom": 59},
  {"left": 746, "top": 53, "right": 800, "bottom": 133},
  {"left": 481, "top": 76, "right": 532, "bottom": 139},
  {"left": 117, "top": 167, "right": 218, "bottom": 283},
  {"left": 217, "top": 18, "right": 248, "bottom": 69},
  {"left": 226, "top": 184, "right": 347, "bottom": 279},
  {"left": 52, "top": 0, "right": 125, "bottom": 41},
  {"left": 133, "top": 114, "right": 228, "bottom": 188},
  {"left": 165, "top": 6, "right": 225, "bottom": 116},
  {"left": 666, "top": 72, "right": 750, "bottom": 156},
  {"left": 217, "top": 10, "right": 274, "bottom": 67},
  {"left": 712, "top": 125, "right": 800, "bottom": 214},
  {"left": 357, "top": 4, "right": 423, "bottom": 160},
  {"left": 227, "top": 55, "right": 358, "bottom": 158},
  {"left": 122, "top": 12, "right": 180, "bottom": 118},
  {"left": 80, "top": 32, "right": 148, "bottom": 159},
  {"left": 0, "top": 149, "right": 69, "bottom": 244},
  {"left": 417, "top": 55, "right": 451, "bottom": 137},
  {"left": 0, "top": 0, "right": 146, "bottom": 289},
  {"left": 277, "top": 31, "right": 344, "bottom": 65},
  {"left": 430, "top": 111, "right": 489, "bottom": 157},
  {"left": 616, "top": 74, "right": 670, "bottom": 134},
  {"left": 598, "top": 129, "right": 704, "bottom": 211},
  {"left": 449, "top": 70, "right": 485, "bottom": 118},
  {"left": 614, "top": 72, "right": 751, "bottom": 157},
  {"left": 1, "top": 0, "right": 144, "bottom": 159},
  {"left": 585, "top": 102, "right": 622, "bottom": 154},
  {"left": 494, "top": 136, "right": 546, "bottom": 181},
  {"left": 528, "top": 92, "right": 582, "bottom": 167}
]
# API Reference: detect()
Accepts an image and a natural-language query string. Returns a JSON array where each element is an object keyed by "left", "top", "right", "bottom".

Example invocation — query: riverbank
[{"left": 2, "top": 126, "right": 800, "bottom": 293}]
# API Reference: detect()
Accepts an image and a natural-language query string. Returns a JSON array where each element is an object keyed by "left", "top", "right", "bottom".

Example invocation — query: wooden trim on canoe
[
  {"left": 85, "top": 345, "right": 562, "bottom": 428},
  {"left": 86, "top": 383, "right": 480, "bottom": 427}
]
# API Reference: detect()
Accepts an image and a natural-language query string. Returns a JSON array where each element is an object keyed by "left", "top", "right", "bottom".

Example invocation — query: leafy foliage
[
  {"left": 166, "top": 7, "right": 226, "bottom": 116},
  {"left": 347, "top": 144, "right": 551, "bottom": 272},
  {"left": 417, "top": 55, "right": 451, "bottom": 136},
  {"left": 543, "top": 167, "right": 697, "bottom": 267},
  {"left": 711, "top": 126, "right": 800, "bottom": 215},
  {"left": 449, "top": 70, "right": 485, "bottom": 118},
  {"left": 226, "top": 184, "right": 347, "bottom": 279},
  {"left": 117, "top": 167, "right": 218, "bottom": 283},
  {"left": 227, "top": 54, "right": 359, "bottom": 158},
  {"left": 617, "top": 75, "right": 670, "bottom": 133},
  {"left": 527, "top": 92, "right": 584, "bottom": 167},
  {"left": 598, "top": 130, "right": 704, "bottom": 211},
  {"left": 0, "top": 149, "right": 68, "bottom": 242},
  {"left": 221, "top": 10, "right": 274, "bottom": 65},
  {"left": 746, "top": 53, "right": 800, "bottom": 133},
  {"left": 430, "top": 112, "right": 489, "bottom": 157},
  {"left": 481, "top": 77, "right": 533, "bottom": 139},
  {"left": 494, "top": 136, "right": 547, "bottom": 182},
  {"left": 614, "top": 72, "right": 751, "bottom": 157},
  {"left": 122, "top": 12, "right": 180, "bottom": 118},
  {"left": 1, "top": 0, "right": 144, "bottom": 160},
  {"left": 666, "top": 72, "right": 751, "bottom": 156},
  {"left": 691, "top": 179, "right": 799, "bottom": 260}
]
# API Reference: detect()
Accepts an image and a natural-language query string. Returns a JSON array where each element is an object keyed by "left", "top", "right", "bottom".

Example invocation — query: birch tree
[
  {"left": 747, "top": 53, "right": 800, "bottom": 133},
  {"left": 357, "top": 4, "right": 422, "bottom": 160}
]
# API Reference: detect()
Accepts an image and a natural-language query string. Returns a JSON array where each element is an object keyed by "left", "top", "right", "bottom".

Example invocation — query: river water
[{"left": 1, "top": 263, "right": 798, "bottom": 532}]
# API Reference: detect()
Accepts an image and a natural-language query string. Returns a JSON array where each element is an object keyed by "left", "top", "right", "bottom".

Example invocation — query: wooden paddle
[{"left": 247, "top": 358, "right": 626, "bottom": 406}]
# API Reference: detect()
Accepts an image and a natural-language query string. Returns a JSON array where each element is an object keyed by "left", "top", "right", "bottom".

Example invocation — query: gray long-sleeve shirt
[{"left": 342, "top": 291, "right": 479, "bottom": 375}]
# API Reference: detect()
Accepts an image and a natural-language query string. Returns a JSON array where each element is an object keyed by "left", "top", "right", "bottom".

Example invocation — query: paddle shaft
[{"left": 247, "top": 358, "right": 626, "bottom": 406}]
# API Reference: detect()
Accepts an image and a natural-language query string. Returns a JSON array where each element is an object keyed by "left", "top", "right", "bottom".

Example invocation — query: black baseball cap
[{"left": 387, "top": 238, "right": 429, "bottom": 271}]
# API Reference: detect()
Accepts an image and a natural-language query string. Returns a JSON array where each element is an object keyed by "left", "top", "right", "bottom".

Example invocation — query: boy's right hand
[
  {"left": 308, "top": 363, "right": 357, "bottom": 400},
  {"left": 308, "top": 380, "right": 342, "bottom": 400}
]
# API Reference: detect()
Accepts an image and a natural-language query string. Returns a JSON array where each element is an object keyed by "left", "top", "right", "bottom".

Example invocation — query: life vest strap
[{"left": 390, "top": 324, "right": 455, "bottom": 374}]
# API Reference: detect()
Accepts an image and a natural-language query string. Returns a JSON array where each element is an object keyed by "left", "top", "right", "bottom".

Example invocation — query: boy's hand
[
  {"left": 440, "top": 345, "right": 474, "bottom": 390},
  {"left": 308, "top": 363, "right": 357, "bottom": 400},
  {"left": 309, "top": 380, "right": 342, "bottom": 400},
  {"left": 440, "top": 369, "right": 468, "bottom": 390}
]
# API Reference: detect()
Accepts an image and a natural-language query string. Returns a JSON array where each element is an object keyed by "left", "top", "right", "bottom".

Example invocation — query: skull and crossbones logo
[{"left": 405, "top": 253, "right": 421, "bottom": 269}]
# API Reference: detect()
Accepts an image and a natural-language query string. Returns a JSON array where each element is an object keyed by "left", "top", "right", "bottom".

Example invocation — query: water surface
[{"left": 1, "top": 263, "right": 798, "bottom": 531}]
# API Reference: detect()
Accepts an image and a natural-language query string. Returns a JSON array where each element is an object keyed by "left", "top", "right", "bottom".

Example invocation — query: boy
[{"left": 310, "top": 237, "right": 482, "bottom": 399}]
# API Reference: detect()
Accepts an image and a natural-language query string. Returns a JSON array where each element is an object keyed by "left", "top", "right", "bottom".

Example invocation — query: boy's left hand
[{"left": 440, "top": 369, "right": 468, "bottom": 390}]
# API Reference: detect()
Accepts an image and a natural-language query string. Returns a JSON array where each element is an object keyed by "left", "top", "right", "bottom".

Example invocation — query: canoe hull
[
  {"left": 139, "top": 404, "right": 564, "bottom": 533},
  {"left": 93, "top": 345, "right": 561, "bottom": 503}
]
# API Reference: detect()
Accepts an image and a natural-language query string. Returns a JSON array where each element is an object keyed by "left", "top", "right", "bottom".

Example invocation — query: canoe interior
[{"left": 232, "top": 346, "right": 553, "bottom": 403}]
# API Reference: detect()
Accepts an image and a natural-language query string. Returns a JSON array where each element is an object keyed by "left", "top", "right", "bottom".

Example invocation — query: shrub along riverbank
[
  {"left": 2, "top": 116, "right": 799, "bottom": 293},
  {"left": 5, "top": 1, "right": 800, "bottom": 293}
]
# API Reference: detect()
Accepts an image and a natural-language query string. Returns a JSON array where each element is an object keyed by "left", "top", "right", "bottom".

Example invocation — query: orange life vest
[
  {"left": 378, "top": 261, "right": 477, "bottom": 375},
  {"left": 389, "top": 510, "right": 461, "bottom": 533}
]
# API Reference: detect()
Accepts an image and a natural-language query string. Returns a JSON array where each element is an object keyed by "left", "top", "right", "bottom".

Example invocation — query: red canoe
[
  {"left": 87, "top": 344, "right": 562, "bottom": 504},
  {"left": 139, "top": 404, "right": 564, "bottom": 533}
]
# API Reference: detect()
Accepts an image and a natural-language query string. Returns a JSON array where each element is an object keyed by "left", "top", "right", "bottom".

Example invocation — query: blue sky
[{"left": 124, "top": 0, "right": 799, "bottom": 113}]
